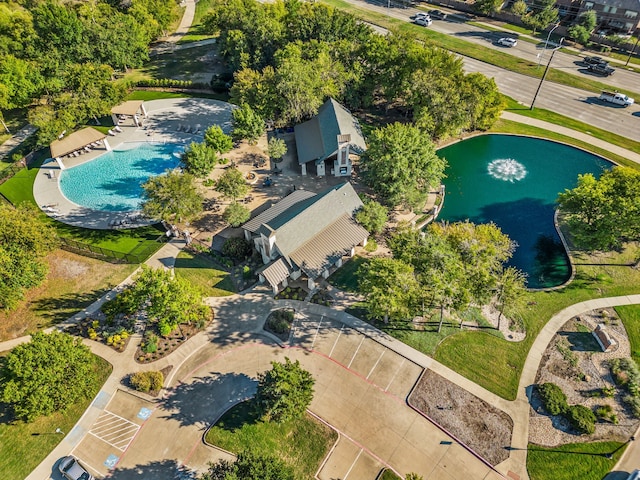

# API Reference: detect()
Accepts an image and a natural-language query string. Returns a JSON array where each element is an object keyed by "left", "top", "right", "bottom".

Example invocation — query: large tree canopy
[
  {"left": 557, "top": 166, "right": 640, "bottom": 250},
  {"left": 142, "top": 170, "right": 204, "bottom": 224},
  {"left": 1, "top": 331, "right": 98, "bottom": 422},
  {"left": 0, "top": 204, "right": 58, "bottom": 311},
  {"left": 361, "top": 122, "right": 447, "bottom": 210}
]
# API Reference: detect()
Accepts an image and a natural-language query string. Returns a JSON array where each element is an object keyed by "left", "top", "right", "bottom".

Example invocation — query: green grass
[
  {"left": 489, "top": 118, "right": 639, "bottom": 169},
  {"left": 320, "top": 0, "right": 640, "bottom": 100},
  {"left": 616, "top": 304, "right": 640, "bottom": 365},
  {"left": 0, "top": 155, "right": 42, "bottom": 205},
  {"left": 205, "top": 400, "right": 337, "bottom": 479},
  {"left": 435, "top": 243, "right": 640, "bottom": 400},
  {"left": 327, "top": 255, "right": 368, "bottom": 292},
  {"left": 138, "top": 44, "right": 218, "bottom": 80},
  {"left": 379, "top": 469, "right": 402, "bottom": 480},
  {"left": 503, "top": 96, "right": 640, "bottom": 157},
  {"left": 174, "top": 251, "right": 235, "bottom": 296},
  {"left": 527, "top": 441, "right": 627, "bottom": 480},
  {"left": 0, "top": 355, "right": 112, "bottom": 480},
  {"left": 125, "top": 89, "right": 228, "bottom": 102}
]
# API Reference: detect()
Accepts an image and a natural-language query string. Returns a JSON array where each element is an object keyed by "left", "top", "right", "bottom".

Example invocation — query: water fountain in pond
[{"left": 487, "top": 158, "right": 527, "bottom": 182}]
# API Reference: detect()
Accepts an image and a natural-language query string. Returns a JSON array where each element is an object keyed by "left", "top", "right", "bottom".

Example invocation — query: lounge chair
[
  {"left": 108, "top": 129, "right": 116, "bottom": 136},
  {"left": 84, "top": 146, "right": 92, "bottom": 152},
  {"left": 183, "top": 125, "right": 191, "bottom": 133},
  {"left": 176, "top": 124, "right": 183, "bottom": 132},
  {"left": 114, "top": 125, "right": 123, "bottom": 133},
  {"left": 193, "top": 124, "right": 201, "bottom": 134}
]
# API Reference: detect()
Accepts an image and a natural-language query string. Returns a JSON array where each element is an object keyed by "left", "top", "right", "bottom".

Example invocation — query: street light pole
[
  {"left": 538, "top": 23, "right": 561, "bottom": 67},
  {"left": 626, "top": 31, "right": 639, "bottom": 66},
  {"left": 531, "top": 37, "right": 564, "bottom": 110}
]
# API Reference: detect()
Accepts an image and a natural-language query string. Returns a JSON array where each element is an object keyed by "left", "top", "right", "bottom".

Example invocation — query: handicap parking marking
[
  {"left": 89, "top": 410, "right": 141, "bottom": 451},
  {"left": 137, "top": 407, "right": 153, "bottom": 420},
  {"left": 104, "top": 453, "right": 119, "bottom": 469}
]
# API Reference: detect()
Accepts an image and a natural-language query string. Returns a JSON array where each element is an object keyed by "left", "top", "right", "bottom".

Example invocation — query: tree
[
  {"left": 216, "top": 167, "right": 250, "bottom": 201},
  {"left": 181, "top": 142, "right": 219, "bottom": 178},
  {"left": 568, "top": 11, "right": 597, "bottom": 45},
  {"left": 231, "top": 103, "right": 265, "bottom": 144},
  {"left": 201, "top": 451, "right": 294, "bottom": 480},
  {"left": 267, "top": 136, "right": 287, "bottom": 163},
  {"left": 361, "top": 123, "right": 447, "bottom": 210},
  {"left": 494, "top": 266, "right": 528, "bottom": 330},
  {"left": 358, "top": 257, "right": 419, "bottom": 323},
  {"left": 223, "top": 202, "right": 251, "bottom": 227},
  {"left": 355, "top": 199, "right": 388, "bottom": 234},
  {"left": 1, "top": 332, "right": 98, "bottom": 422},
  {"left": 141, "top": 170, "right": 204, "bottom": 224},
  {"left": 511, "top": 0, "right": 528, "bottom": 16},
  {"left": 557, "top": 166, "right": 640, "bottom": 250},
  {"left": 0, "top": 204, "right": 58, "bottom": 311},
  {"left": 255, "top": 357, "right": 315, "bottom": 423},
  {"left": 204, "top": 125, "right": 233, "bottom": 154},
  {"left": 460, "top": 73, "right": 504, "bottom": 131},
  {"left": 521, "top": 0, "right": 558, "bottom": 34},
  {"left": 474, "top": 0, "right": 502, "bottom": 15}
]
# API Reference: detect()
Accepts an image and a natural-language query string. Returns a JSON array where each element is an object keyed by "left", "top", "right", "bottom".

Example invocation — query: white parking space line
[
  {"left": 366, "top": 350, "right": 385, "bottom": 380},
  {"left": 347, "top": 336, "right": 365, "bottom": 369},
  {"left": 385, "top": 358, "right": 405, "bottom": 392},
  {"left": 311, "top": 315, "right": 324, "bottom": 347},
  {"left": 89, "top": 410, "right": 140, "bottom": 451},
  {"left": 343, "top": 448, "right": 364, "bottom": 480},
  {"left": 328, "top": 324, "right": 344, "bottom": 358}
]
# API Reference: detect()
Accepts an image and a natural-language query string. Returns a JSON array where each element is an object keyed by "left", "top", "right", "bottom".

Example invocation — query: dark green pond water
[{"left": 437, "top": 135, "right": 612, "bottom": 289}]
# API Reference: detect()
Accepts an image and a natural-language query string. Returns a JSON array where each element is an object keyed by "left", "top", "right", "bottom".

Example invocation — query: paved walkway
[
  {"left": 0, "top": 124, "right": 37, "bottom": 161},
  {"left": 501, "top": 111, "right": 640, "bottom": 166}
]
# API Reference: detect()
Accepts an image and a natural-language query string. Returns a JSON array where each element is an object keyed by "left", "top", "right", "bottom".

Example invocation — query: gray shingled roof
[
  {"left": 242, "top": 190, "right": 316, "bottom": 234},
  {"left": 294, "top": 98, "right": 367, "bottom": 165},
  {"left": 290, "top": 214, "right": 369, "bottom": 278}
]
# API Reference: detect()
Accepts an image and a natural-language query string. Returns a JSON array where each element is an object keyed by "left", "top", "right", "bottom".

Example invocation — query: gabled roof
[
  {"left": 111, "top": 100, "right": 144, "bottom": 116},
  {"left": 49, "top": 127, "right": 106, "bottom": 159},
  {"left": 294, "top": 98, "right": 366, "bottom": 165},
  {"left": 252, "top": 182, "right": 365, "bottom": 277},
  {"left": 260, "top": 258, "right": 292, "bottom": 288},
  {"left": 242, "top": 190, "right": 316, "bottom": 234}
]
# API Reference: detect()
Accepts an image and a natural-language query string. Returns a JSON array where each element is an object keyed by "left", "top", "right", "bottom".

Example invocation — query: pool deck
[{"left": 33, "top": 98, "right": 235, "bottom": 230}]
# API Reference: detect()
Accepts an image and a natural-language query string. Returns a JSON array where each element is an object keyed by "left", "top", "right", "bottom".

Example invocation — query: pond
[{"left": 437, "top": 134, "right": 612, "bottom": 289}]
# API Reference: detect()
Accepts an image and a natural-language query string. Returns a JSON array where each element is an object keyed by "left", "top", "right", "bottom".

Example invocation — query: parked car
[
  {"left": 583, "top": 55, "right": 606, "bottom": 66},
  {"left": 59, "top": 456, "right": 94, "bottom": 480},
  {"left": 497, "top": 37, "right": 517, "bottom": 47},
  {"left": 428, "top": 9, "right": 447, "bottom": 19},
  {"left": 411, "top": 12, "right": 430, "bottom": 20},
  {"left": 588, "top": 63, "right": 615, "bottom": 76},
  {"left": 414, "top": 16, "right": 432, "bottom": 26}
]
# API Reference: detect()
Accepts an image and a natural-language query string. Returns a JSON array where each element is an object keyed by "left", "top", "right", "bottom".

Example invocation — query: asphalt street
[{"left": 344, "top": 0, "right": 640, "bottom": 142}]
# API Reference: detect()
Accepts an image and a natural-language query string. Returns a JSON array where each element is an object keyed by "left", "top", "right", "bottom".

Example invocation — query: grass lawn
[
  {"left": 379, "top": 469, "right": 402, "bottom": 480},
  {"left": 125, "top": 89, "right": 228, "bottom": 102},
  {"left": 327, "top": 255, "right": 368, "bottom": 292},
  {"left": 615, "top": 304, "right": 640, "bottom": 365},
  {"left": 174, "top": 251, "right": 235, "bottom": 296},
  {"left": 320, "top": 0, "right": 640, "bottom": 100},
  {"left": 204, "top": 400, "right": 337, "bottom": 479},
  {"left": 435, "top": 243, "right": 640, "bottom": 400},
  {"left": 0, "top": 355, "right": 112, "bottom": 480},
  {"left": 0, "top": 249, "right": 137, "bottom": 340},
  {"left": 503, "top": 96, "right": 640, "bottom": 158},
  {"left": 488, "top": 118, "right": 638, "bottom": 169},
  {"left": 137, "top": 44, "right": 219, "bottom": 80},
  {"left": 527, "top": 441, "right": 627, "bottom": 480}
]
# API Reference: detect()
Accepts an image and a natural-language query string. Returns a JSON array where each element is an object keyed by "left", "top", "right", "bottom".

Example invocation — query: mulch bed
[
  {"left": 135, "top": 321, "right": 207, "bottom": 364},
  {"left": 408, "top": 369, "right": 513, "bottom": 466}
]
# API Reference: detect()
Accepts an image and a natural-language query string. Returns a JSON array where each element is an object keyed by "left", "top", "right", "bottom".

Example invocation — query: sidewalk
[
  {"left": 0, "top": 124, "right": 37, "bottom": 161},
  {"left": 502, "top": 111, "right": 640, "bottom": 165}
]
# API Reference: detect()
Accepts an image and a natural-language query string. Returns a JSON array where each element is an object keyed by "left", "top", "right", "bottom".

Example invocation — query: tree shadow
[
  {"left": 30, "top": 289, "right": 114, "bottom": 324},
  {"left": 557, "top": 331, "right": 600, "bottom": 352},
  {"left": 157, "top": 372, "right": 257, "bottom": 429},
  {"left": 105, "top": 458, "right": 197, "bottom": 479}
]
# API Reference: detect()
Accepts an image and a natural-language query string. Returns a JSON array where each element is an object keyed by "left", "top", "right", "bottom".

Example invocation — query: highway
[{"left": 343, "top": 0, "right": 640, "bottom": 142}]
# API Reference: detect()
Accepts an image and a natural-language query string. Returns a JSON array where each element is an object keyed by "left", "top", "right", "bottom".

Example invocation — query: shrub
[
  {"left": 266, "top": 309, "right": 294, "bottom": 334},
  {"left": 623, "top": 395, "right": 640, "bottom": 418},
  {"left": 242, "top": 265, "right": 252, "bottom": 279},
  {"left": 142, "top": 332, "right": 158, "bottom": 354},
  {"left": 537, "top": 383, "right": 568, "bottom": 416},
  {"left": 567, "top": 405, "right": 596, "bottom": 434},
  {"left": 130, "top": 371, "right": 164, "bottom": 393},
  {"left": 610, "top": 358, "right": 640, "bottom": 396},
  {"left": 222, "top": 237, "right": 252, "bottom": 259}
]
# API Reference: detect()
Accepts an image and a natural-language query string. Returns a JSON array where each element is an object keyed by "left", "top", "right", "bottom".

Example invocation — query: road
[{"left": 340, "top": 0, "right": 640, "bottom": 142}]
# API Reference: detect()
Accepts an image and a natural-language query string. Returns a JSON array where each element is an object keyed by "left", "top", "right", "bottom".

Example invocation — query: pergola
[
  {"left": 49, "top": 127, "right": 110, "bottom": 170},
  {"left": 111, "top": 100, "right": 147, "bottom": 127}
]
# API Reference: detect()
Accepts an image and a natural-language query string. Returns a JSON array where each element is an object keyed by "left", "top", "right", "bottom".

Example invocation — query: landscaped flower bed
[
  {"left": 275, "top": 286, "right": 306, "bottom": 301},
  {"left": 264, "top": 308, "right": 295, "bottom": 341},
  {"left": 67, "top": 312, "right": 135, "bottom": 352}
]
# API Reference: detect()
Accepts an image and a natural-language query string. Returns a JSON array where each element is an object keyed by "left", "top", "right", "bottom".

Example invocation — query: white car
[
  {"left": 415, "top": 16, "right": 432, "bottom": 26},
  {"left": 497, "top": 37, "right": 517, "bottom": 47}
]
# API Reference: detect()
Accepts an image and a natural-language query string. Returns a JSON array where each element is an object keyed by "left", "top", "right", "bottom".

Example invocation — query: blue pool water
[
  {"left": 437, "top": 135, "right": 612, "bottom": 289},
  {"left": 60, "top": 143, "right": 183, "bottom": 212}
]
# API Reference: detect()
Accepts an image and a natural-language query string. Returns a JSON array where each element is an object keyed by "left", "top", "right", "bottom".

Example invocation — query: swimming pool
[
  {"left": 59, "top": 142, "right": 184, "bottom": 212},
  {"left": 437, "top": 135, "right": 612, "bottom": 289}
]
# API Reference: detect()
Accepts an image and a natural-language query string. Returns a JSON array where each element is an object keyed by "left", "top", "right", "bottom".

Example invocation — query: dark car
[
  {"left": 59, "top": 456, "right": 94, "bottom": 480},
  {"left": 583, "top": 55, "right": 606, "bottom": 66},
  {"left": 428, "top": 9, "right": 447, "bottom": 19},
  {"left": 588, "top": 63, "right": 615, "bottom": 76}
]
